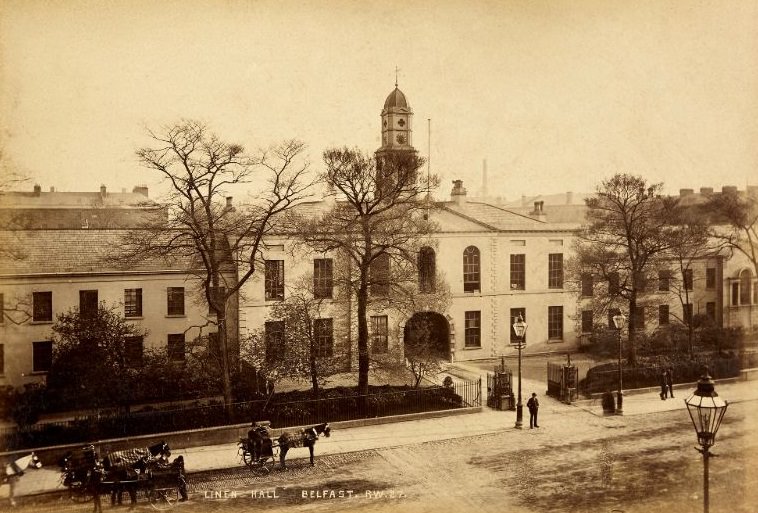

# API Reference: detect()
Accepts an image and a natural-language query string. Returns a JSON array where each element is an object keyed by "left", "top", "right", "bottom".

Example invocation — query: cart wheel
[
  {"left": 69, "top": 484, "right": 93, "bottom": 503},
  {"left": 242, "top": 450, "right": 255, "bottom": 469},
  {"left": 149, "top": 488, "right": 179, "bottom": 510}
]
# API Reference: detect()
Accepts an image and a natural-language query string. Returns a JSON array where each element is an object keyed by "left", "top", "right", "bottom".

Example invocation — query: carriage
[
  {"left": 60, "top": 442, "right": 187, "bottom": 510},
  {"left": 238, "top": 421, "right": 331, "bottom": 473}
]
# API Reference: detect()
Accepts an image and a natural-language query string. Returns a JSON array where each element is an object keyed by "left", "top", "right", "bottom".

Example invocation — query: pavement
[{"left": 6, "top": 361, "right": 758, "bottom": 500}]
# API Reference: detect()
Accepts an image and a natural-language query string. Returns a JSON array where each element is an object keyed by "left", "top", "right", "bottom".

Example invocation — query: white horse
[{"left": 2, "top": 453, "right": 42, "bottom": 507}]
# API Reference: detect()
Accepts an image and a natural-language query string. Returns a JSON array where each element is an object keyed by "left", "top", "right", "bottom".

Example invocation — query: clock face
[
  {"left": 397, "top": 118, "right": 406, "bottom": 127},
  {"left": 396, "top": 134, "right": 407, "bottom": 144}
]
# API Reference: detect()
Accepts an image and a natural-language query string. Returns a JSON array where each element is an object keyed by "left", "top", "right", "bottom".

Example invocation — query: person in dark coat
[
  {"left": 666, "top": 367, "right": 675, "bottom": 398},
  {"left": 527, "top": 392, "right": 540, "bottom": 428},
  {"left": 660, "top": 369, "right": 668, "bottom": 400}
]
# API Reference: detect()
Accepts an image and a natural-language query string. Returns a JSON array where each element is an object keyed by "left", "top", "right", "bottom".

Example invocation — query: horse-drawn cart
[
  {"left": 238, "top": 421, "right": 279, "bottom": 475},
  {"left": 60, "top": 442, "right": 187, "bottom": 510}
]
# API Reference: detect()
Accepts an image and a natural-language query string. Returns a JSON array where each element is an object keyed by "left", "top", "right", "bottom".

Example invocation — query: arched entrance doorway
[{"left": 403, "top": 312, "right": 451, "bottom": 360}]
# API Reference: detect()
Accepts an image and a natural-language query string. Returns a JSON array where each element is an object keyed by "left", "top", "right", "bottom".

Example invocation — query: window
[
  {"left": 313, "top": 259, "right": 333, "bottom": 299},
  {"left": 683, "top": 304, "right": 693, "bottom": 325},
  {"left": 608, "top": 308, "right": 621, "bottom": 329},
  {"left": 706, "top": 302, "right": 716, "bottom": 321},
  {"left": 581, "top": 310, "right": 593, "bottom": 333},
  {"left": 32, "top": 291, "right": 53, "bottom": 322},
  {"left": 167, "top": 334, "right": 185, "bottom": 362},
  {"left": 631, "top": 306, "right": 645, "bottom": 330},
  {"left": 510, "top": 254, "right": 525, "bottom": 290},
  {"left": 659, "top": 305, "right": 669, "bottom": 326},
  {"left": 207, "top": 286, "right": 226, "bottom": 314},
  {"left": 371, "top": 315, "right": 389, "bottom": 353},
  {"left": 706, "top": 268, "right": 716, "bottom": 289},
  {"left": 608, "top": 273, "right": 620, "bottom": 296},
  {"left": 313, "top": 318, "right": 334, "bottom": 357},
  {"left": 548, "top": 254, "right": 563, "bottom": 289},
  {"left": 265, "top": 260, "right": 285, "bottom": 301},
  {"left": 167, "top": 287, "right": 185, "bottom": 316},
  {"left": 32, "top": 341, "right": 53, "bottom": 373},
  {"left": 0, "top": 293, "right": 4, "bottom": 324},
  {"left": 124, "top": 336, "right": 143, "bottom": 367},
  {"left": 548, "top": 306, "right": 563, "bottom": 340},
  {"left": 265, "top": 321, "right": 285, "bottom": 363},
  {"left": 463, "top": 247, "right": 481, "bottom": 292},
  {"left": 464, "top": 311, "right": 481, "bottom": 348},
  {"left": 732, "top": 282, "right": 739, "bottom": 305},
  {"left": 683, "top": 269, "right": 694, "bottom": 291},
  {"left": 634, "top": 273, "right": 647, "bottom": 292},
  {"left": 124, "top": 288, "right": 142, "bottom": 318},
  {"left": 581, "top": 274, "right": 593, "bottom": 297},
  {"left": 509, "top": 308, "right": 526, "bottom": 343},
  {"left": 418, "top": 247, "right": 436, "bottom": 294},
  {"left": 739, "top": 270, "right": 751, "bottom": 305},
  {"left": 371, "top": 254, "right": 390, "bottom": 296},
  {"left": 658, "top": 270, "right": 670, "bottom": 292},
  {"left": 79, "top": 290, "right": 98, "bottom": 318}
]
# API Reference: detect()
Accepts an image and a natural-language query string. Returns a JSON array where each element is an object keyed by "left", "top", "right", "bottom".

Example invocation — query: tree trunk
[
  {"left": 309, "top": 341, "right": 320, "bottom": 399},
  {"left": 356, "top": 261, "right": 370, "bottom": 398},
  {"left": 217, "top": 309, "right": 234, "bottom": 418},
  {"left": 627, "top": 296, "right": 638, "bottom": 365}
]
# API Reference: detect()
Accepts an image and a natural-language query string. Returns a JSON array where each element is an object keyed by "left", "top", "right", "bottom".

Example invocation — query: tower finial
[{"left": 395, "top": 66, "right": 400, "bottom": 87}]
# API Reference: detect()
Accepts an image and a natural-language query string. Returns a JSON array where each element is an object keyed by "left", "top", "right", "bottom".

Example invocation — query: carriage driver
[{"left": 155, "top": 451, "right": 189, "bottom": 502}]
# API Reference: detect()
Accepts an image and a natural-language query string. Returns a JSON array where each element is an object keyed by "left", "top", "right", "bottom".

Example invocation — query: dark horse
[
  {"left": 276, "top": 423, "right": 331, "bottom": 469},
  {"left": 102, "top": 440, "right": 172, "bottom": 506}
]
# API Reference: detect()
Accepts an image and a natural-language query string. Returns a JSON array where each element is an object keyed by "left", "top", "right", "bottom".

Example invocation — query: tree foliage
[
  {"left": 295, "top": 147, "right": 438, "bottom": 395},
  {"left": 705, "top": 189, "right": 758, "bottom": 277}
]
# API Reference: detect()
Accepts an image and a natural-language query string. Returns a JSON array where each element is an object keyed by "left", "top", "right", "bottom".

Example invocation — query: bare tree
[
  {"left": 572, "top": 174, "right": 681, "bottom": 364},
  {"left": 705, "top": 188, "right": 758, "bottom": 277},
  {"left": 111, "top": 120, "right": 313, "bottom": 412},
  {"left": 295, "top": 147, "right": 438, "bottom": 396}
]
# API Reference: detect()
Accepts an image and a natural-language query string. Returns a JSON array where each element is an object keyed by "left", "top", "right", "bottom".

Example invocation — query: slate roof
[
  {"left": 0, "top": 190, "right": 161, "bottom": 209},
  {"left": 0, "top": 230, "right": 203, "bottom": 276}
]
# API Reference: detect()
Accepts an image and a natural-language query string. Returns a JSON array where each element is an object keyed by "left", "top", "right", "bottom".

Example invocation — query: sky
[{"left": 1, "top": 0, "right": 756, "bottom": 202}]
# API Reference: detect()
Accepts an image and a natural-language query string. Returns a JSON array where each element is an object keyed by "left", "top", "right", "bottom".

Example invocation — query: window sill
[
  {"left": 165, "top": 314, "right": 186, "bottom": 318},
  {"left": 29, "top": 371, "right": 49, "bottom": 376},
  {"left": 547, "top": 338, "right": 564, "bottom": 343},
  {"left": 125, "top": 316, "right": 144, "bottom": 320},
  {"left": 30, "top": 320, "right": 53, "bottom": 325},
  {"left": 462, "top": 346, "right": 482, "bottom": 350}
]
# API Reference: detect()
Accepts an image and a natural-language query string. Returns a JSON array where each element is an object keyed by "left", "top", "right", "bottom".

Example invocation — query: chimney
[
  {"left": 521, "top": 194, "right": 527, "bottom": 207},
  {"left": 132, "top": 185, "right": 149, "bottom": 197},
  {"left": 700, "top": 187, "right": 713, "bottom": 195},
  {"left": 49, "top": 186, "right": 55, "bottom": 192},
  {"left": 566, "top": 191, "right": 573, "bottom": 204},
  {"left": 747, "top": 185, "right": 758, "bottom": 198},
  {"left": 679, "top": 188, "right": 694, "bottom": 197},
  {"left": 451, "top": 180, "right": 467, "bottom": 206},
  {"left": 722, "top": 185, "right": 738, "bottom": 194},
  {"left": 226, "top": 197, "right": 233, "bottom": 208},
  {"left": 121, "top": 188, "right": 126, "bottom": 193},
  {"left": 531, "top": 201, "right": 546, "bottom": 221},
  {"left": 33, "top": 184, "right": 41, "bottom": 196},
  {"left": 100, "top": 184, "right": 107, "bottom": 197}
]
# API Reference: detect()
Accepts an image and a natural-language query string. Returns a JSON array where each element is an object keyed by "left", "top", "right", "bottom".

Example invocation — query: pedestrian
[
  {"left": 660, "top": 369, "right": 668, "bottom": 400},
  {"left": 666, "top": 367, "right": 675, "bottom": 398},
  {"left": 527, "top": 392, "right": 540, "bottom": 428}
]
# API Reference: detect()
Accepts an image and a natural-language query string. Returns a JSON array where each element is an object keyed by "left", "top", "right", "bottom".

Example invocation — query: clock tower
[{"left": 375, "top": 84, "right": 415, "bottom": 159}]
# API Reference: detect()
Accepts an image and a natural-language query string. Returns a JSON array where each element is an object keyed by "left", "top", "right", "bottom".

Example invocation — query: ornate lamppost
[
  {"left": 612, "top": 313, "right": 626, "bottom": 415},
  {"left": 511, "top": 315, "right": 528, "bottom": 429},
  {"left": 685, "top": 370, "right": 728, "bottom": 513}
]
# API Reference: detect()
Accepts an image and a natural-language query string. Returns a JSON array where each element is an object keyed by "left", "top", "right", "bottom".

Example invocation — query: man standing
[
  {"left": 660, "top": 369, "right": 668, "bottom": 400},
  {"left": 527, "top": 392, "right": 540, "bottom": 428}
]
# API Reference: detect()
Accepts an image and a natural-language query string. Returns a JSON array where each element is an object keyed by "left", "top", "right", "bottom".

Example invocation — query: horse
[
  {"left": 276, "top": 422, "right": 331, "bottom": 469},
  {"left": 102, "top": 440, "right": 172, "bottom": 505},
  {"left": 2, "top": 453, "right": 42, "bottom": 507}
]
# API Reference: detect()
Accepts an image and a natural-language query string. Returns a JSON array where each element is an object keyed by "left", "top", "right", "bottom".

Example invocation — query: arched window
[
  {"left": 740, "top": 269, "right": 752, "bottom": 305},
  {"left": 463, "top": 246, "right": 480, "bottom": 292},
  {"left": 418, "top": 247, "right": 436, "bottom": 294}
]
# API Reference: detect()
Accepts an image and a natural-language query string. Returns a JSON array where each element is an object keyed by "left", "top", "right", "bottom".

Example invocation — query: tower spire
[{"left": 395, "top": 66, "right": 400, "bottom": 87}]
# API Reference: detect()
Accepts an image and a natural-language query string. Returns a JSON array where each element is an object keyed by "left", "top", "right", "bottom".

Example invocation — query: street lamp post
[
  {"left": 612, "top": 313, "right": 626, "bottom": 415},
  {"left": 685, "top": 370, "right": 728, "bottom": 513},
  {"left": 511, "top": 315, "right": 528, "bottom": 429}
]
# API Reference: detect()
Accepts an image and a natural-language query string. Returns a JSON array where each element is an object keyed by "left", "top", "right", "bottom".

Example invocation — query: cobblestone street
[{"left": 11, "top": 394, "right": 758, "bottom": 513}]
